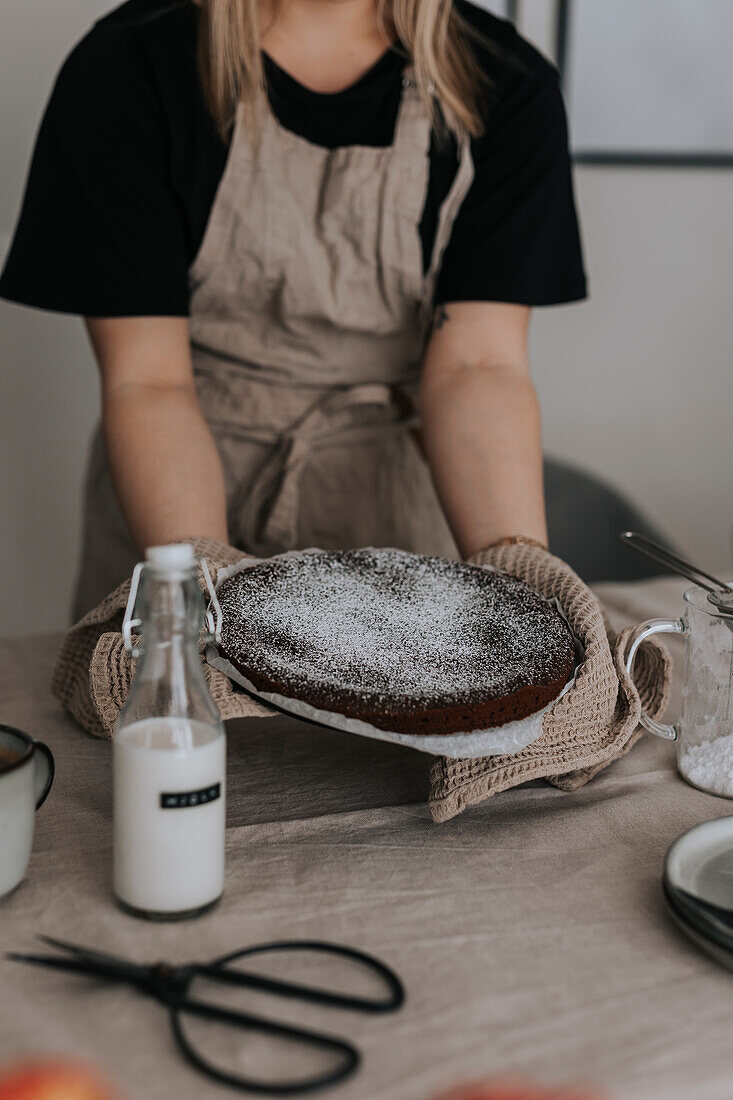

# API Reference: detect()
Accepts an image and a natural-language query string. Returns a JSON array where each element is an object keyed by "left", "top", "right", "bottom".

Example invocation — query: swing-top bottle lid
[{"left": 145, "top": 543, "right": 195, "bottom": 574}]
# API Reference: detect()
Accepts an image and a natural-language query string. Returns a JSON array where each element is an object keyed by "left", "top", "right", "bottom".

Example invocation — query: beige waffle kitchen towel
[
  {"left": 52, "top": 537, "right": 278, "bottom": 739},
  {"left": 429, "top": 543, "right": 672, "bottom": 822},
  {"left": 55, "top": 539, "right": 670, "bottom": 816}
]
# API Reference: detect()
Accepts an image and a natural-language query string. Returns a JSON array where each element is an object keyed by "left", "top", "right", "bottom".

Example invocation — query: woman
[{"left": 0, "top": 0, "right": 586, "bottom": 618}]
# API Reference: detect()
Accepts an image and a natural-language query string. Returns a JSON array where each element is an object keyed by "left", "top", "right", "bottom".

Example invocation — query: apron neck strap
[
  {"left": 392, "top": 65, "right": 432, "bottom": 157},
  {"left": 421, "top": 130, "right": 475, "bottom": 322},
  {"left": 394, "top": 64, "right": 476, "bottom": 318}
]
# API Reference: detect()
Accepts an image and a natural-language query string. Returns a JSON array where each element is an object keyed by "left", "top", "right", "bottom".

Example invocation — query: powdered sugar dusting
[
  {"left": 680, "top": 734, "right": 733, "bottom": 796},
  {"left": 216, "top": 548, "right": 574, "bottom": 713}
]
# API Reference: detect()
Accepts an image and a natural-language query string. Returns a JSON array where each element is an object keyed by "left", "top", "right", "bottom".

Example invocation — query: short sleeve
[
  {"left": 0, "top": 28, "right": 190, "bottom": 317},
  {"left": 436, "top": 56, "right": 587, "bottom": 307}
]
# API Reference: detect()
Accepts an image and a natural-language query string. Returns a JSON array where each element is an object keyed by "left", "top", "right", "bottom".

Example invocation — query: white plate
[
  {"left": 663, "top": 817, "right": 733, "bottom": 967},
  {"left": 664, "top": 816, "right": 733, "bottom": 908}
]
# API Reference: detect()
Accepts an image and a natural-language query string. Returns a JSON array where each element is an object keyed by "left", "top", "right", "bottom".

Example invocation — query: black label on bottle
[{"left": 159, "top": 783, "right": 221, "bottom": 809}]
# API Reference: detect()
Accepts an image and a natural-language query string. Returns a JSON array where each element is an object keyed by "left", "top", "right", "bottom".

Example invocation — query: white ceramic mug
[{"left": 0, "top": 724, "right": 55, "bottom": 899}]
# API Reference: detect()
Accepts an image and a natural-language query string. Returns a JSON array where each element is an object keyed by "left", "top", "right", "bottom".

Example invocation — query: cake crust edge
[{"left": 223, "top": 654, "right": 573, "bottom": 735}]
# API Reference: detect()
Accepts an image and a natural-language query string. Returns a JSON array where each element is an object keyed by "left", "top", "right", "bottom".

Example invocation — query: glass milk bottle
[{"left": 114, "top": 544, "right": 225, "bottom": 920}]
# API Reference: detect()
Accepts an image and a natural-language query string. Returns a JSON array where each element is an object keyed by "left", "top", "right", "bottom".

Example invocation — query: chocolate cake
[{"left": 216, "top": 548, "right": 575, "bottom": 735}]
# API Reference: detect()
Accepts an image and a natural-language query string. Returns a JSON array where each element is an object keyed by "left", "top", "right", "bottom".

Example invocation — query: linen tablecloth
[{"left": 2, "top": 577, "right": 733, "bottom": 1100}]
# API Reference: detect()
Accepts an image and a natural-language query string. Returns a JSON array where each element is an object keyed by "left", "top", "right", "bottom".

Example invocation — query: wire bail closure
[
  {"left": 122, "top": 557, "right": 223, "bottom": 656},
  {"left": 201, "top": 558, "right": 223, "bottom": 644}
]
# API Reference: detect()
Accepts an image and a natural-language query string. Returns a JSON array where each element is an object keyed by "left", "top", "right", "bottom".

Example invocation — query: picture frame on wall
[{"left": 557, "top": 0, "right": 733, "bottom": 167}]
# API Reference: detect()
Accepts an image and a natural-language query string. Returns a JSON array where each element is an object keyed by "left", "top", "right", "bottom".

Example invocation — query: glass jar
[{"left": 625, "top": 585, "right": 733, "bottom": 797}]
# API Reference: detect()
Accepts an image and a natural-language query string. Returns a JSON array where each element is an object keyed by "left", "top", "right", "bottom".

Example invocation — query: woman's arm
[
  {"left": 420, "top": 301, "right": 547, "bottom": 559},
  {"left": 85, "top": 316, "right": 229, "bottom": 550}
]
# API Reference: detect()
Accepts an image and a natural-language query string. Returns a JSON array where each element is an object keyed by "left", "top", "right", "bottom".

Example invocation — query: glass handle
[{"left": 623, "top": 618, "right": 689, "bottom": 741}]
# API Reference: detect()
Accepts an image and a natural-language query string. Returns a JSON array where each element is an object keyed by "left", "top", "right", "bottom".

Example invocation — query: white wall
[
  {"left": 1, "top": 1, "right": 731, "bottom": 637},
  {"left": 517, "top": 0, "right": 732, "bottom": 573},
  {"left": 1, "top": 2, "right": 106, "bottom": 637},
  {"left": 534, "top": 166, "right": 733, "bottom": 573}
]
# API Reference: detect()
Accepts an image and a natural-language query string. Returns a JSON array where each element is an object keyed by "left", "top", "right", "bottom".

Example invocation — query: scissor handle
[
  {"left": 201, "top": 939, "right": 405, "bottom": 1014},
  {"left": 169, "top": 996, "right": 359, "bottom": 1096}
]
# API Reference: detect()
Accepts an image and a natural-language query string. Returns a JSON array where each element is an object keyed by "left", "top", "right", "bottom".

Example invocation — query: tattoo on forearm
[{"left": 433, "top": 305, "right": 450, "bottom": 331}]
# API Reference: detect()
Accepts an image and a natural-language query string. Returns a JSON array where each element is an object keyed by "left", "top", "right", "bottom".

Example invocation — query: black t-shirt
[{"left": 0, "top": 0, "right": 587, "bottom": 317}]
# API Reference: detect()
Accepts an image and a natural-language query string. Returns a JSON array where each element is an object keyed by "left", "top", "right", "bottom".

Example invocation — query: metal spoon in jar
[{"left": 619, "top": 532, "right": 733, "bottom": 620}]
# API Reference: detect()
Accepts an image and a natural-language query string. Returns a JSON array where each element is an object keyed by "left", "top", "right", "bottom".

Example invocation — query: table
[{"left": 2, "top": 577, "right": 733, "bottom": 1100}]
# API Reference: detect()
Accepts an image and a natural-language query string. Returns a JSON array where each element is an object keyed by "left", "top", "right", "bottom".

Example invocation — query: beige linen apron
[{"left": 73, "top": 69, "right": 474, "bottom": 619}]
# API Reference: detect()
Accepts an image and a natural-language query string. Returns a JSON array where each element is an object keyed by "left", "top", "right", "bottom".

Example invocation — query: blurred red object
[
  {"left": 0, "top": 1060, "right": 119, "bottom": 1100},
  {"left": 433, "top": 1079, "right": 603, "bottom": 1100}
]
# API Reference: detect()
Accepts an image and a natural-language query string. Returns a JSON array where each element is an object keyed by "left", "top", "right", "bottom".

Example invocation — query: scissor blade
[
  {"left": 6, "top": 952, "right": 104, "bottom": 977},
  {"left": 36, "top": 936, "right": 147, "bottom": 981}
]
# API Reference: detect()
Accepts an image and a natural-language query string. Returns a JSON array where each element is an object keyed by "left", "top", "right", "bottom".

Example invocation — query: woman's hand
[
  {"left": 85, "top": 316, "right": 229, "bottom": 551},
  {"left": 420, "top": 301, "right": 547, "bottom": 559}
]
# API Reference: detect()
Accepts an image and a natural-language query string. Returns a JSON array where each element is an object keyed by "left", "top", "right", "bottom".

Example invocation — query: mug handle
[
  {"left": 32, "top": 739, "right": 55, "bottom": 809},
  {"left": 623, "top": 618, "right": 689, "bottom": 742}
]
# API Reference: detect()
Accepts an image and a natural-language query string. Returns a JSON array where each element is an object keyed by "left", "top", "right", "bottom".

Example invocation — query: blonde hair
[{"left": 198, "top": 0, "right": 487, "bottom": 143}]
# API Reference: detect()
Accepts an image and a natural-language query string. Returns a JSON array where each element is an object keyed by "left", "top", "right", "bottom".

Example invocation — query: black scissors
[{"left": 8, "top": 936, "right": 405, "bottom": 1095}]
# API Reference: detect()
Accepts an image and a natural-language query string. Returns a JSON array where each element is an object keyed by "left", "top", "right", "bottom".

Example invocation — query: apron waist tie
[{"left": 238, "top": 382, "right": 417, "bottom": 552}]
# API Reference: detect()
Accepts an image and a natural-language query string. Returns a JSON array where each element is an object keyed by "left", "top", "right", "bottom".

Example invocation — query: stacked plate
[{"left": 664, "top": 817, "right": 733, "bottom": 969}]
